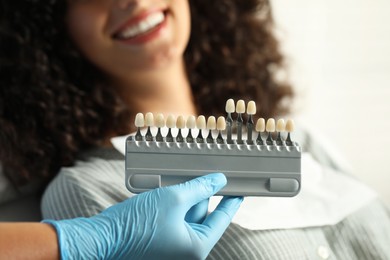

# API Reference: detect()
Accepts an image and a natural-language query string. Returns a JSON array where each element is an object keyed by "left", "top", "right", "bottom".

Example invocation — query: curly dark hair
[{"left": 0, "top": 0, "right": 293, "bottom": 186}]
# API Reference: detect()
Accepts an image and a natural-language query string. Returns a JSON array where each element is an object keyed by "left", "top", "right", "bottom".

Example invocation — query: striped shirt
[{"left": 41, "top": 129, "right": 390, "bottom": 259}]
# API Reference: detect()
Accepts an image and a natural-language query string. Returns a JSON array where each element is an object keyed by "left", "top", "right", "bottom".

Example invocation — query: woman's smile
[
  {"left": 66, "top": 0, "right": 190, "bottom": 77},
  {"left": 113, "top": 9, "right": 169, "bottom": 45}
]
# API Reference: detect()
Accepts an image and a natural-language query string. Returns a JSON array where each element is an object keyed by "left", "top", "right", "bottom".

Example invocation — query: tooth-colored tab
[
  {"left": 176, "top": 115, "right": 186, "bottom": 129},
  {"left": 135, "top": 113, "right": 145, "bottom": 127},
  {"left": 286, "top": 119, "right": 295, "bottom": 132},
  {"left": 196, "top": 115, "right": 206, "bottom": 129},
  {"left": 236, "top": 99, "right": 246, "bottom": 113},
  {"left": 276, "top": 119, "right": 285, "bottom": 132},
  {"left": 186, "top": 115, "right": 196, "bottom": 129},
  {"left": 225, "top": 99, "right": 235, "bottom": 113},
  {"left": 155, "top": 113, "right": 165, "bottom": 128},
  {"left": 266, "top": 118, "right": 276, "bottom": 132},
  {"left": 256, "top": 118, "right": 265, "bottom": 132},
  {"left": 207, "top": 116, "right": 217, "bottom": 130},
  {"left": 247, "top": 101, "right": 256, "bottom": 115},
  {"left": 217, "top": 116, "right": 226, "bottom": 131},
  {"left": 166, "top": 114, "right": 176, "bottom": 128},
  {"left": 145, "top": 112, "right": 154, "bottom": 127}
]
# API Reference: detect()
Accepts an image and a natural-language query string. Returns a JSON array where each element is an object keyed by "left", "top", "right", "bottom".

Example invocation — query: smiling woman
[
  {"left": 1, "top": 0, "right": 390, "bottom": 259},
  {"left": 0, "top": 0, "right": 290, "bottom": 186}
]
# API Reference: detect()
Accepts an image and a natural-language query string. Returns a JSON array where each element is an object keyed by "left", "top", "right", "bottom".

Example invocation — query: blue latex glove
[{"left": 43, "top": 173, "right": 243, "bottom": 260}]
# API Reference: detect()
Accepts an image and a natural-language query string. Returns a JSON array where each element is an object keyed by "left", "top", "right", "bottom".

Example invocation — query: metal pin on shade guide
[
  {"left": 216, "top": 116, "right": 226, "bottom": 144},
  {"left": 256, "top": 118, "right": 265, "bottom": 145},
  {"left": 225, "top": 99, "right": 235, "bottom": 144},
  {"left": 285, "top": 119, "right": 295, "bottom": 146},
  {"left": 144, "top": 112, "right": 154, "bottom": 141},
  {"left": 206, "top": 116, "right": 216, "bottom": 143},
  {"left": 246, "top": 101, "right": 256, "bottom": 144},
  {"left": 176, "top": 115, "right": 186, "bottom": 143},
  {"left": 236, "top": 100, "right": 245, "bottom": 144},
  {"left": 155, "top": 113, "right": 165, "bottom": 142},
  {"left": 166, "top": 115, "right": 176, "bottom": 142},
  {"left": 276, "top": 119, "right": 285, "bottom": 146},
  {"left": 266, "top": 118, "right": 276, "bottom": 145},
  {"left": 186, "top": 115, "right": 196, "bottom": 143},
  {"left": 134, "top": 113, "right": 145, "bottom": 141},
  {"left": 196, "top": 115, "right": 206, "bottom": 143}
]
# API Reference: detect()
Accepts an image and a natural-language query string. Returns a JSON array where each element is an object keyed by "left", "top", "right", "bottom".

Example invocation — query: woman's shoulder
[
  {"left": 41, "top": 147, "right": 132, "bottom": 220},
  {"left": 48, "top": 147, "right": 125, "bottom": 187}
]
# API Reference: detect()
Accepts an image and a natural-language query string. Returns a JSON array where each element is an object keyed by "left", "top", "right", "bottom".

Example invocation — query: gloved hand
[{"left": 43, "top": 173, "right": 243, "bottom": 260}]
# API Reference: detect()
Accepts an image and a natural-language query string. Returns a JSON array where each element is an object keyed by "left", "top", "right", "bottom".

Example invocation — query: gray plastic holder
[{"left": 125, "top": 137, "right": 301, "bottom": 197}]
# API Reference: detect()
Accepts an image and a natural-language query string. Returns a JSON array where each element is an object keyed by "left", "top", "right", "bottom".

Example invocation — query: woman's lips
[{"left": 113, "top": 10, "right": 169, "bottom": 45}]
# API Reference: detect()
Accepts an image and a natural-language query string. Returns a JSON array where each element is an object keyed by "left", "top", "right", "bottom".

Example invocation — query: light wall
[{"left": 271, "top": 0, "right": 390, "bottom": 206}]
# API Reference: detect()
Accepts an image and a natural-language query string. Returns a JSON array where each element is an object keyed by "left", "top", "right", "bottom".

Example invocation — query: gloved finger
[
  {"left": 185, "top": 198, "right": 209, "bottom": 224},
  {"left": 202, "top": 196, "right": 243, "bottom": 245},
  {"left": 170, "top": 173, "right": 227, "bottom": 212}
]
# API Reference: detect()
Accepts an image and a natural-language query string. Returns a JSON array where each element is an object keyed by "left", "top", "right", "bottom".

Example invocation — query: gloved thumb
[{"left": 169, "top": 173, "right": 227, "bottom": 213}]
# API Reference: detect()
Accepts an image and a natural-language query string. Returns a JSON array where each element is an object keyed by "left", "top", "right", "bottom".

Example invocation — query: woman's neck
[
  {"left": 102, "top": 59, "right": 196, "bottom": 147},
  {"left": 112, "top": 58, "right": 196, "bottom": 116}
]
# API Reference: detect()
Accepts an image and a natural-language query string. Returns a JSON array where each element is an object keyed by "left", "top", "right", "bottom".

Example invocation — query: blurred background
[{"left": 271, "top": 0, "right": 390, "bottom": 206}]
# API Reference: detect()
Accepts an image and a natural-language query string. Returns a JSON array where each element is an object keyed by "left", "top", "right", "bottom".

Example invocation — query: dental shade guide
[{"left": 125, "top": 99, "right": 301, "bottom": 197}]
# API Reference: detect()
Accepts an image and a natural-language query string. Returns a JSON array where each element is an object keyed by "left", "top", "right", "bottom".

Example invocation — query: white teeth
[
  {"left": 166, "top": 114, "right": 176, "bottom": 128},
  {"left": 207, "top": 116, "right": 216, "bottom": 130},
  {"left": 145, "top": 112, "right": 154, "bottom": 127},
  {"left": 247, "top": 101, "right": 256, "bottom": 115},
  {"left": 155, "top": 113, "right": 165, "bottom": 128},
  {"left": 266, "top": 118, "right": 276, "bottom": 132},
  {"left": 118, "top": 12, "right": 165, "bottom": 39},
  {"left": 225, "top": 99, "right": 235, "bottom": 113},
  {"left": 276, "top": 119, "right": 285, "bottom": 132},
  {"left": 256, "top": 118, "right": 265, "bottom": 132},
  {"left": 176, "top": 115, "right": 186, "bottom": 129},
  {"left": 135, "top": 113, "right": 145, "bottom": 127},
  {"left": 186, "top": 115, "right": 196, "bottom": 129},
  {"left": 236, "top": 100, "right": 246, "bottom": 114},
  {"left": 217, "top": 116, "right": 226, "bottom": 131},
  {"left": 286, "top": 119, "right": 295, "bottom": 132},
  {"left": 196, "top": 115, "right": 206, "bottom": 129}
]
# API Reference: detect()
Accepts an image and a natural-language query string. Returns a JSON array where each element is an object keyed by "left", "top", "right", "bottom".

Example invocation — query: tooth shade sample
[
  {"left": 196, "top": 115, "right": 206, "bottom": 129},
  {"left": 247, "top": 101, "right": 256, "bottom": 115},
  {"left": 217, "top": 116, "right": 226, "bottom": 131},
  {"left": 176, "top": 115, "right": 186, "bottom": 129},
  {"left": 236, "top": 99, "right": 246, "bottom": 113},
  {"left": 207, "top": 116, "right": 217, "bottom": 130},
  {"left": 286, "top": 119, "right": 295, "bottom": 132},
  {"left": 166, "top": 115, "right": 176, "bottom": 128},
  {"left": 276, "top": 119, "right": 285, "bottom": 132},
  {"left": 225, "top": 99, "right": 235, "bottom": 113},
  {"left": 155, "top": 113, "right": 165, "bottom": 128},
  {"left": 186, "top": 115, "right": 196, "bottom": 129},
  {"left": 145, "top": 112, "right": 154, "bottom": 127},
  {"left": 135, "top": 113, "right": 145, "bottom": 127},
  {"left": 266, "top": 118, "right": 276, "bottom": 132},
  {"left": 256, "top": 118, "right": 266, "bottom": 132}
]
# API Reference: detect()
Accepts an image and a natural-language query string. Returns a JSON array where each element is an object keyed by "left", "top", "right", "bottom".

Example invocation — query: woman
[{"left": 1, "top": 0, "right": 389, "bottom": 259}]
